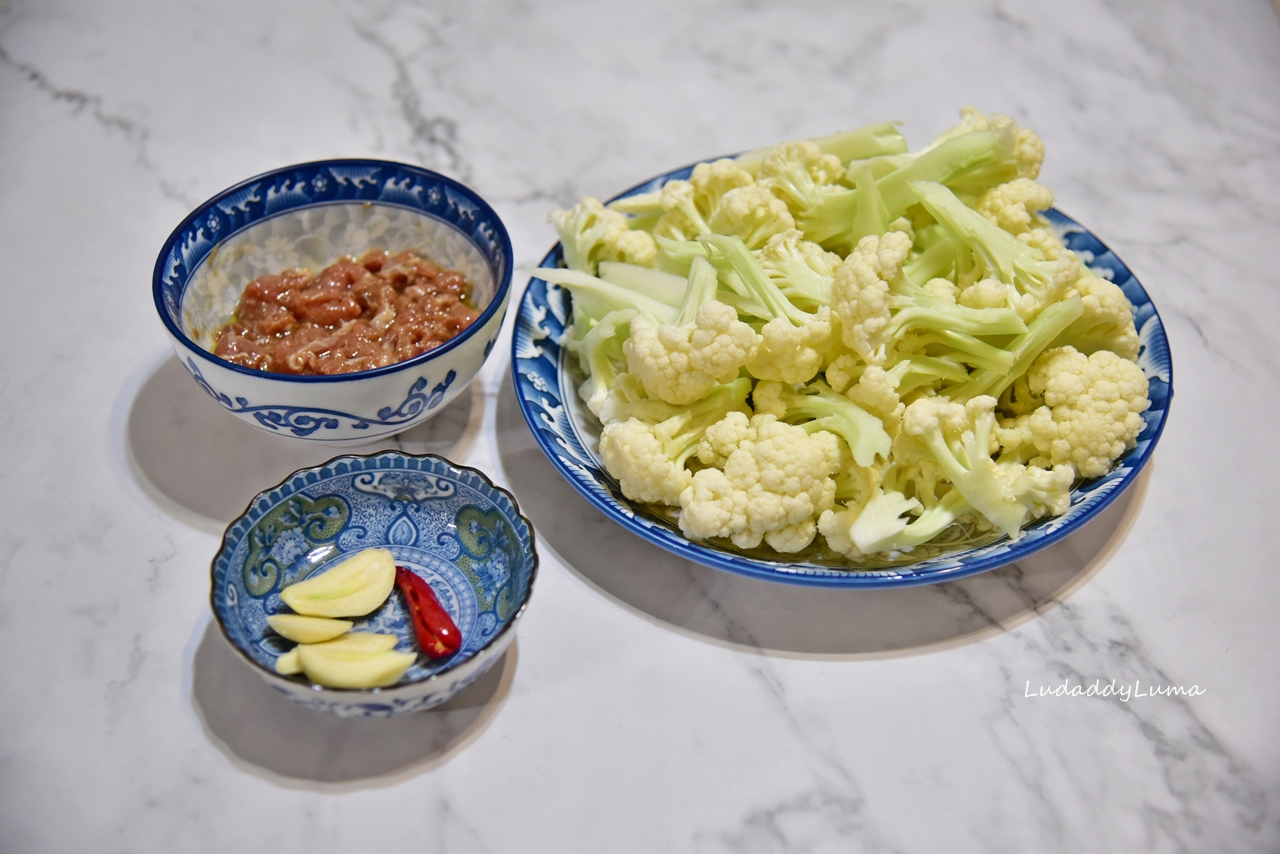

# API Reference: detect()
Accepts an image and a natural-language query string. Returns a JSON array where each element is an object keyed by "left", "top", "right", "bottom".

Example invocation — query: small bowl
[
  {"left": 154, "top": 159, "right": 513, "bottom": 443},
  {"left": 211, "top": 451, "right": 538, "bottom": 717}
]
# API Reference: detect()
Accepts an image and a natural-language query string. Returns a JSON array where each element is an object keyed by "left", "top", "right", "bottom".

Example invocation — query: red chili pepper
[{"left": 395, "top": 566, "right": 462, "bottom": 658}]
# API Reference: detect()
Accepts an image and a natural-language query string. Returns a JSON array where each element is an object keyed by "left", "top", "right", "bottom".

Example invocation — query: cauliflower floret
[
  {"left": 1018, "top": 227, "right": 1071, "bottom": 263},
  {"left": 707, "top": 185, "right": 796, "bottom": 249},
  {"left": 696, "top": 410, "right": 753, "bottom": 466},
  {"left": 1054, "top": 274, "right": 1140, "bottom": 361},
  {"left": 746, "top": 306, "right": 835, "bottom": 384},
  {"left": 958, "top": 277, "right": 1009, "bottom": 310},
  {"left": 757, "top": 228, "right": 842, "bottom": 307},
  {"left": 610, "top": 229, "right": 658, "bottom": 267},
  {"left": 691, "top": 158, "right": 757, "bottom": 207},
  {"left": 550, "top": 197, "right": 656, "bottom": 274},
  {"left": 931, "top": 106, "right": 1045, "bottom": 180},
  {"left": 757, "top": 140, "right": 846, "bottom": 214},
  {"left": 623, "top": 302, "right": 760, "bottom": 405},
  {"left": 1021, "top": 346, "right": 1150, "bottom": 478},
  {"left": 824, "top": 352, "right": 863, "bottom": 394},
  {"left": 830, "top": 231, "right": 914, "bottom": 365},
  {"left": 975, "top": 178, "right": 1055, "bottom": 235},
  {"left": 679, "top": 414, "right": 839, "bottom": 552},
  {"left": 922, "top": 277, "right": 959, "bottom": 303},
  {"left": 847, "top": 364, "right": 907, "bottom": 436},
  {"left": 651, "top": 160, "right": 760, "bottom": 243},
  {"left": 599, "top": 419, "right": 693, "bottom": 506}
]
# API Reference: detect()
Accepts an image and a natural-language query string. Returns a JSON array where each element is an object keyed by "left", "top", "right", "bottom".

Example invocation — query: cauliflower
[
  {"left": 707, "top": 185, "right": 796, "bottom": 249},
  {"left": 929, "top": 105, "right": 1046, "bottom": 182},
  {"left": 754, "top": 378, "right": 891, "bottom": 468},
  {"left": 599, "top": 419, "right": 694, "bottom": 506},
  {"left": 1007, "top": 346, "right": 1151, "bottom": 478},
  {"left": 748, "top": 308, "right": 835, "bottom": 384},
  {"left": 901, "top": 395, "right": 1074, "bottom": 538},
  {"left": 598, "top": 377, "right": 753, "bottom": 505},
  {"left": 702, "top": 234, "right": 837, "bottom": 384},
  {"left": 755, "top": 140, "right": 853, "bottom": 245},
  {"left": 830, "top": 230, "right": 914, "bottom": 365},
  {"left": 625, "top": 302, "right": 759, "bottom": 405},
  {"left": 757, "top": 228, "right": 842, "bottom": 308},
  {"left": 678, "top": 414, "right": 840, "bottom": 552},
  {"left": 1052, "top": 274, "right": 1140, "bottom": 361},
  {"left": 819, "top": 486, "right": 971, "bottom": 558},
  {"left": 975, "top": 178, "right": 1055, "bottom": 235},
  {"left": 846, "top": 363, "right": 911, "bottom": 436},
  {"left": 548, "top": 110, "right": 1158, "bottom": 561},
  {"left": 832, "top": 230, "right": 1026, "bottom": 372},
  {"left": 549, "top": 197, "right": 657, "bottom": 274},
  {"left": 913, "top": 180, "right": 1078, "bottom": 320}
]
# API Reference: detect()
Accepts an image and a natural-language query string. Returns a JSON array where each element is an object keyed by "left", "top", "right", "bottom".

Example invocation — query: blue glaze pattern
[
  {"left": 212, "top": 452, "right": 538, "bottom": 717},
  {"left": 183, "top": 357, "right": 458, "bottom": 437},
  {"left": 511, "top": 163, "right": 1173, "bottom": 589}
]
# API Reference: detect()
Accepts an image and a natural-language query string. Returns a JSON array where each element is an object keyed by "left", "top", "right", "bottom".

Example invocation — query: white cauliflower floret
[
  {"left": 1018, "top": 227, "right": 1072, "bottom": 262},
  {"left": 830, "top": 231, "right": 914, "bottom": 365},
  {"left": 1021, "top": 346, "right": 1151, "bottom": 478},
  {"left": 651, "top": 159, "right": 760, "bottom": 243},
  {"left": 931, "top": 106, "right": 1046, "bottom": 180},
  {"left": 757, "top": 140, "right": 846, "bottom": 214},
  {"left": 1054, "top": 274, "right": 1140, "bottom": 361},
  {"left": 847, "top": 364, "right": 907, "bottom": 436},
  {"left": 824, "top": 353, "right": 863, "bottom": 394},
  {"left": 746, "top": 306, "right": 835, "bottom": 384},
  {"left": 707, "top": 185, "right": 796, "bottom": 249},
  {"left": 549, "top": 197, "right": 657, "bottom": 274},
  {"left": 922, "top": 277, "right": 959, "bottom": 303},
  {"left": 975, "top": 178, "right": 1055, "bottom": 235},
  {"left": 623, "top": 302, "right": 760, "bottom": 405},
  {"left": 679, "top": 414, "right": 839, "bottom": 552},
  {"left": 958, "top": 277, "right": 1009, "bottom": 310},
  {"left": 696, "top": 410, "right": 753, "bottom": 467},
  {"left": 599, "top": 419, "right": 693, "bottom": 506},
  {"left": 757, "top": 228, "right": 842, "bottom": 307}
]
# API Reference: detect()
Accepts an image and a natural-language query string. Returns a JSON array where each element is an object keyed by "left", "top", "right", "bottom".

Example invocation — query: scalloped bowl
[
  {"left": 511, "top": 158, "right": 1173, "bottom": 588},
  {"left": 211, "top": 452, "right": 538, "bottom": 717},
  {"left": 154, "top": 159, "right": 513, "bottom": 443}
]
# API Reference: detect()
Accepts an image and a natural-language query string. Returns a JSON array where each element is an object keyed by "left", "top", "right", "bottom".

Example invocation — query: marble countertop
[{"left": 2, "top": 1, "right": 1278, "bottom": 851}]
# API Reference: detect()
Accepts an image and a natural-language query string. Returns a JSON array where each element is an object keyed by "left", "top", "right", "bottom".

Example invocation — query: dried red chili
[{"left": 394, "top": 566, "right": 462, "bottom": 658}]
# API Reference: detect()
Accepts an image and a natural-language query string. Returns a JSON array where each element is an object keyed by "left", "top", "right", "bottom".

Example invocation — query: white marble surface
[{"left": 1, "top": 0, "right": 1278, "bottom": 851}]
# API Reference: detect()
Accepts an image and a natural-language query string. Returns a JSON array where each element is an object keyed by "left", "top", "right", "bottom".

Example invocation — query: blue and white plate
[
  {"left": 511, "top": 160, "right": 1173, "bottom": 588},
  {"left": 212, "top": 452, "right": 538, "bottom": 716}
]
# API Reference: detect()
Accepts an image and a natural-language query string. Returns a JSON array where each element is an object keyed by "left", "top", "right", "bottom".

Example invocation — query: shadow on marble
[
  {"left": 495, "top": 369, "right": 1151, "bottom": 659},
  {"left": 189, "top": 618, "right": 516, "bottom": 788},
  {"left": 120, "top": 353, "right": 484, "bottom": 532}
]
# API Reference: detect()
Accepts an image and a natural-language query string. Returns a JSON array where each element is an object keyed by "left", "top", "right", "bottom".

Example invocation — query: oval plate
[{"left": 511, "top": 160, "right": 1173, "bottom": 588}]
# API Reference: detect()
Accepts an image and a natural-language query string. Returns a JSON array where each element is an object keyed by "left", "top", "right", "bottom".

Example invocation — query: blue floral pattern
[
  {"left": 510, "top": 163, "right": 1173, "bottom": 589},
  {"left": 183, "top": 358, "right": 456, "bottom": 437}
]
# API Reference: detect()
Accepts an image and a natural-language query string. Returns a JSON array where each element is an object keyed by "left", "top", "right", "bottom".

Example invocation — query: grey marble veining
[{"left": 1, "top": 0, "right": 1278, "bottom": 851}]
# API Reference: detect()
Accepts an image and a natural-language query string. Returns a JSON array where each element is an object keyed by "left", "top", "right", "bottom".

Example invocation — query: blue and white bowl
[
  {"left": 154, "top": 160, "right": 513, "bottom": 443},
  {"left": 211, "top": 452, "right": 538, "bottom": 717},
  {"left": 511, "top": 158, "right": 1173, "bottom": 588}
]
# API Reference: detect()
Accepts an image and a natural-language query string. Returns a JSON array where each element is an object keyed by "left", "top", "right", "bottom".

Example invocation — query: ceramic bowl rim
[
  {"left": 153, "top": 158, "right": 514, "bottom": 384},
  {"left": 209, "top": 450, "right": 539, "bottom": 695}
]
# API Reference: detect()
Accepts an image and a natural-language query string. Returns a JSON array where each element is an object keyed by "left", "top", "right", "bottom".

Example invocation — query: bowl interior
[
  {"left": 183, "top": 203, "right": 495, "bottom": 350},
  {"left": 212, "top": 453, "right": 536, "bottom": 686},
  {"left": 156, "top": 159, "right": 512, "bottom": 360}
]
